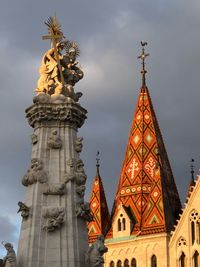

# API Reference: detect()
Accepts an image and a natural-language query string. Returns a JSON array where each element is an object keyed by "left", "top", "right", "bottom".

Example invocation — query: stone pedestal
[{"left": 17, "top": 100, "right": 89, "bottom": 267}]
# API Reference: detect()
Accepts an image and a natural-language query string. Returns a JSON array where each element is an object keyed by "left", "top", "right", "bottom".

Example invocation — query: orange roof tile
[{"left": 88, "top": 164, "right": 111, "bottom": 243}]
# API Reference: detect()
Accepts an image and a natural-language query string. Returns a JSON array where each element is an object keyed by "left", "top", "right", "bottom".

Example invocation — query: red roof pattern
[
  {"left": 88, "top": 166, "right": 111, "bottom": 243},
  {"left": 108, "top": 86, "right": 181, "bottom": 237}
]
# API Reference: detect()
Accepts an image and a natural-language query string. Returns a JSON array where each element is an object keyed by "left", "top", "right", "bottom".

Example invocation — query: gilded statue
[{"left": 35, "top": 16, "right": 83, "bottom": 102}]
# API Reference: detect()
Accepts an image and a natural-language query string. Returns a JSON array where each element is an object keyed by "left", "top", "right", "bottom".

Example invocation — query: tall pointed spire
[
  {"left": 88, "top": 152, "right": 111, "bottom": 243},
  {"left": 108, "top": 44, "right": 181, "bottom": 237}
]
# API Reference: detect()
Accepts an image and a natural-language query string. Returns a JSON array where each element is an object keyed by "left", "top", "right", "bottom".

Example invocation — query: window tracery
[{"left": 177, "top": 237, "right": 187, "bottom": 247}]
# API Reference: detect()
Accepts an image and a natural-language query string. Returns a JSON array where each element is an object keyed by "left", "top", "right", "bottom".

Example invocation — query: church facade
[{"left": 88, "top": 44, "right": 200, "bottom": 267}]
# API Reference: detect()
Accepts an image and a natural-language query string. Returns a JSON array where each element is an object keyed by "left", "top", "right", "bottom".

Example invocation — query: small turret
[{"left": 88, "top": 152, "right": 111, "bottom": 243}]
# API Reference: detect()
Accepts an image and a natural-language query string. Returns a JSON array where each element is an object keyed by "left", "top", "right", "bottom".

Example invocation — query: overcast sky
[{"left": 0, "top": 0, "right": 200, "bottom": 258}]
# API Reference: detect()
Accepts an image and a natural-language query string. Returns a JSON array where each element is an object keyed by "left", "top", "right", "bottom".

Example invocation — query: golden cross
[
  {"left": 42, "top": 16, "right": 65, "bottom": 86},
  {"left": 138, "top": 41, "right": 149, "bottom": 87}
]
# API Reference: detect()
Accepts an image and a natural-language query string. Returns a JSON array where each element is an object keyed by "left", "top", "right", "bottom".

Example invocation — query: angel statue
[{"left": 34, "top": 16, "right": 83, "bottom": 103}]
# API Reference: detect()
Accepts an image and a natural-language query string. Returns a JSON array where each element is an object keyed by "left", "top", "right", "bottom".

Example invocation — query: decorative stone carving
[
  {"left": 86, "top": 235, "right": 108, "bottom": 267},
  {"left": 65, "top": 159, "right": 87, "bottom": 186},
  {"left": 47, "top": 130, "right": 62, "bottom": 149},
  {"left": 76, "top": 185, "right": 86, "bottom": 197},
  {"left": 42, "top": 207, "right": 65, "bottom": 232},
  {"left": 26, "top": 102, "right": 87, "bottom": 129},
  {"left": 22, "top": 158, "right": 48, "bottom": 186},
  {"left": 1, "top": 242, "right": 17, "bottom": 267},
  {"left": 33, "top": 91, "right": 51, "bottom": 104},
  {"left": 17, "top": 201, "right": 30, "bottom": 219},
  {"left": 76, "top": 200, "right": 93, "bottom": 222},
  {"left": 74, "top": 137, "right": 83, "bottom": 153},
  {"left": 43, "top": 183, "right": 65, "bottom": 195},
  {"left": 31, "top": 133, "right": 38, "bottom": 145}
]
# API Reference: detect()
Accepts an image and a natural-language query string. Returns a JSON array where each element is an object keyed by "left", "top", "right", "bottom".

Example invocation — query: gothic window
[
  {"left": 122, "top": 218, "right": 126, "bottom": 231},
  {"left": 117, "top": 260, "right": 122, "bottom": 267},
  {"left": 197, "top": 221, "right": 200, "bottom": 244},
  {"left": 124, "top": 259, "right": 129, "bottom": 267},
  {"left": 110, "top": 261, "right": 115, "bottom": 267},
  {"left": 193, "top": 251, "right": 199, "bottom": 267},
  {"left": 118, "top": 219, "right": 122, "bottom": 231},
  {"left": 179, "top": 252, "right": 186, "bottom": 267},
  {"left": 151, "top": 255, "right": 157, "bottom": 267},
  {"left": 191, "top": 221, "right": 195, "bottom": 245},
  {"left": 190, "top": 210, "right": 199, "bottom": 245},
  {"left": 177, "top": 237, "right": 187, "bottom": 247},
  {"left": 131, "top": 258, "right": 137, "bottom": 267}
]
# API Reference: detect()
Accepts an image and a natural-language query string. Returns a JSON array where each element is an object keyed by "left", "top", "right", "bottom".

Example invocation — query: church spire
[
  {"left": 138, "top": 41, "right": 149, "bottom": 88},
  {"left": 88, "top": 153, "right": 111, "bottom": 243},
  {"left": 108, "top": 45, "right": 181, "bottom": 237}
]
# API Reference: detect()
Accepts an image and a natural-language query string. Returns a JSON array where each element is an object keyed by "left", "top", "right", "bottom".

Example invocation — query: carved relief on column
[
  {"left": 64, "top": 158, "right": 93, "bottom": 222},
  {"left": 31, "top": 133, "right": 38, "bottom": 145},
  {"left": 17, "top": 202, "right": 30, "bottom": 219},
  {"left": 47, "top": 130, "right": 62, "bottom": 149},
  {"left": 74, "top": 137, "right": 83, "bottom": 153},
  {"left": 22, "top": 158, "right": 48, "bottom": 186},
  {"left": 42, "top": 183, "right": 65, "bottom": 195},
  {"left": 42, "top": 207, "right": 65, "bottom": 232}
]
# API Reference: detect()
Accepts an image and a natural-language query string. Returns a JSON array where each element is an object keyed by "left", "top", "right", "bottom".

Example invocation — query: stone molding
[{"left": 26, "top": 102, "right": 87, "bottom": 129}]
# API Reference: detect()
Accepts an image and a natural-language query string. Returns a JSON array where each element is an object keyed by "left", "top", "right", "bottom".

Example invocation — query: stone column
[{"left": 17, "top": 99, "right": 89, "bottom": 267}]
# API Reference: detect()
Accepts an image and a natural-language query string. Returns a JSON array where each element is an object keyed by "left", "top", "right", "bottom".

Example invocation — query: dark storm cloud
[{"left": 0, "top": 0, "right": 200, "bottom": 252}]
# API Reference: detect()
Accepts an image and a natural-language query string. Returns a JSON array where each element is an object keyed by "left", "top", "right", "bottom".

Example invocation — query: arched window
[
  {"left": 124, "top": 259, "right": 129, "bottom": 267},
  {"left": 190, "top": 210, "right": 199, "bottom": 245},
  {"left": 118, "top": 219, "right": 122, "bottom": 231},
  {"left": 151, "top": 255, "right": 157, "bottom": 267},
  {"left": 110, "top": 261, "right": 115, "bottom": 267},
  {"left": 179, "top": 252, "right": 186, "bottom": 267},
  {"left": 191, "top": 221, "right": 195, "bottom": 245},
  {"left": 131, "top": 258, "right": 137, "bottom": 267},
  {"left": 122, "top": 218, "right": 126, "bottom": 231},
  {"left": 193, "top": 251, "right": 199, "bottom": 267},
  {"left": 117, "top": 260, "right": 122, "bottom": 267},
  {"left": 198, "top": 222, "right": 200, "bottom": 244}
]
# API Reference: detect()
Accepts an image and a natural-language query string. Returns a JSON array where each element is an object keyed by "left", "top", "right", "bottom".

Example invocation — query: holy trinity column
[{"left": 17, "top": 16, "right": 92, "bottom": 267}]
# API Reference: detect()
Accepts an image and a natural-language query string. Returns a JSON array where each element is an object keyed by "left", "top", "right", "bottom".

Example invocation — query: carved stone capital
[{"left": 25, "top": 102, "right": 87, "bottom": 129}]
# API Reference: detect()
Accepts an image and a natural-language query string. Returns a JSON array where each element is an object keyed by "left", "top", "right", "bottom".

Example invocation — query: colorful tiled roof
[
  {"left": 108, "top": 85, "right": 181, "bottom": 236},
  {"left": 88, "top": 163, "right": 111, "bottom": 243}
]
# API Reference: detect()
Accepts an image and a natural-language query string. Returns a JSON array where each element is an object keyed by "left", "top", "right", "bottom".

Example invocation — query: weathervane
[{"left": 138, "top": 41, "right": 149, "bottom": 87}]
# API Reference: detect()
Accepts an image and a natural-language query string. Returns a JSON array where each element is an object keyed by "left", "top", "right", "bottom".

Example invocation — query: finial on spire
[
  {"left": 138, "top": 41, "right": 149, "bottom": 87},
  {"left": 96, "top": 151, "right": 100, "bottom": 176},
  {"left": 190, "top": 158, "right": 195, "bottom": 182},
  {"left": 96, "top": 151, "right": 100, "bottom": 167}
]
